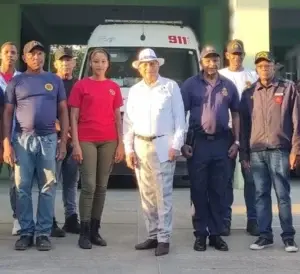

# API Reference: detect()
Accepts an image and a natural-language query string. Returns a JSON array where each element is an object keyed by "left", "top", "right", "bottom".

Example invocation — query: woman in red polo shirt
[{"left": 68, "top": 48, "right": 124, "bottom": 249}]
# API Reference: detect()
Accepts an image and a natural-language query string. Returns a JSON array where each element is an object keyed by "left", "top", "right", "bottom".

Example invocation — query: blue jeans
[
  {"left": 13, "top": 133, "right": 57, "bottom": 237},
  {"left": 251, "top": 149, "right": 295, "bottom": 241},
  {"left": 8, "top": 166, "right": 17, "bottom": 219},
  {"left": 56, "top": 143, "right": 79, "bottom": 218},
  {"left": 224, "top": 159, "right": 257, "bottom": 223}
]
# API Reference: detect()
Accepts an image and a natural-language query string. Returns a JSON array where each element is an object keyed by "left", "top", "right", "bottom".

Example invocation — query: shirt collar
[
  {"left": 141, "top": 75, "right": 162, "bottom": 87},
  {"left": 198, "top": 71, "right": 222, "bottom": 86},
  {"left": 256, "top": 77, "right": 279, "bottom": 90}
]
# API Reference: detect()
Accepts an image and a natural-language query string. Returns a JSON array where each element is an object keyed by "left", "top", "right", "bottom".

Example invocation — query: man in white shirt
[
  {"left": 0, "top": 41, "right": 21, "bottom": 236},
  {"left": 219, "top": 39, "right": 259, "bottom": 236},
  {"left": 123, "top": 48, "right": 185, "bottom": 256}
]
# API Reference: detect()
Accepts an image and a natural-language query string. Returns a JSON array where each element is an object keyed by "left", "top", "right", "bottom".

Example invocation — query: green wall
[{"left": 0, "top": 5, "right": 21, "bottom": 50}]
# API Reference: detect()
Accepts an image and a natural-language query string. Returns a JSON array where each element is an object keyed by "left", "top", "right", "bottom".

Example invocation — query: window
[{"left": 80, "top": 47, "right": 199, "bottom": 87}]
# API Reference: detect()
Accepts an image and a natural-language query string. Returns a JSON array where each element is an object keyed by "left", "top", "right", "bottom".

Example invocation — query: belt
[
  {"left": 195, "top": 130, "right": 230, "bottom": 141},
  {"left": 135, "top": 134, "right": 164, "bottom": 142}
]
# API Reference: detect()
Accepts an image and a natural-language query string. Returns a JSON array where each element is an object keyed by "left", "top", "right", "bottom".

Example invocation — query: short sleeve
[
  {"left": 5, "top": 79, "right": 17, "bottom": 105},
  {"left": 68, "top": 80, "right": 83, "bottom": 108},
  {"left": 229, "top": 83, "right": 240, "bottom": 112},
  {"left": 113, "top": 84, "right": 123, "bottom": 110},
  {"left": 57, "top": 78, "right": 67, "bottom": 102}
]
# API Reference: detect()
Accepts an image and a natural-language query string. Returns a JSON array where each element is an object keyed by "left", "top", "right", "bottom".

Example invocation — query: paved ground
[{"left": 0, "top": 180, "right": 300, "bottom": 273}]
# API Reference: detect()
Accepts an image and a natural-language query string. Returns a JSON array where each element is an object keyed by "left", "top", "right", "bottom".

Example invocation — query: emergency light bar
[{"left": 104, "top": 19, "right": 183, "bottom": 26}]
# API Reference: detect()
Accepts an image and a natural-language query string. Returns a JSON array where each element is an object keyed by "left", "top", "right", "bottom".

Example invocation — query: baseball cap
[
  {"left": 55, "top": 47, "right": 73, "bottom": 60},
  {"left": 200, "top": 46, "right": 220, "bottom": 59},
  {"left": 254, "top": 51, "right": 275, "bottom": 64},
  {"left": 226, "top": 40, "right": 244, "bottom": 54},
  {"left": 23, "top": 40, "right": 44, "bottom": 55}
]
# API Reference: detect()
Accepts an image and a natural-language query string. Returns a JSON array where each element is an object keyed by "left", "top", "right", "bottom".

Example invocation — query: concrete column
[
  {"left": 229, "top": 0, "right": 270, "bottom": 69},
  {"left": 0, "top": 4, "right": 21, "bottom": 50},
  {"left": 229, "top": 0, "right": 270, "bottom": 189},
  {"left": 199, "top": 1, "right": 229, "bottom": 57}
]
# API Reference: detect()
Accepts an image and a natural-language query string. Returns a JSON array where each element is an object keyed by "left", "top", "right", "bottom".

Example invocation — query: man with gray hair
[{"left": 123, "top": 48, "right": 186, "bottom": 256}]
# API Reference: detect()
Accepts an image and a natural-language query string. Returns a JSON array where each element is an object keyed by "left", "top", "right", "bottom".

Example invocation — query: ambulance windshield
[{"left": 81, "top": 47, "right": 199, "bottom": 87}]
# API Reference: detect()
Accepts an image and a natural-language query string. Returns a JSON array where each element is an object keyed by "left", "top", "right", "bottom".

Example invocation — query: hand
[
  {"left": 115, "top": 143, "right": 125, "bottom": 163},
  {"left": 72, "top": 143, "right": 83, "bottom": 164},
  {"left": 228, "top": 144, "right": 239, "bottom": 159},
  {"left": 181, "top": 144, "right": 193, "bottom": 159},
  {"left": 125, "top": 152, "right": 138, "bottom": 170},
  {"left": 56, "top": 141, "right": 67, "bottom": 161},
  {"left": 168, "top": 148, "right": 179, "bottom": 161},
  {"left": 3, "top": 144, "right": 15, "bottom": 167},
  {"left": 55, "top": 120, "right": 61, "bottom": 133},
  {"left": 289, "top": 153, "right": 300, "bottom": 169},
  {"left": 241, "top": 160, "right": 251, "bottom": 171}
]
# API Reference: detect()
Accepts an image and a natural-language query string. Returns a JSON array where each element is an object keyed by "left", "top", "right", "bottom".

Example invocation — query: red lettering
[
  {"left": 168, "top": 35, "right": 177, "bottom": 44},
  {"left": 168, "top": 35, "right": 188, "bottom": 44}
]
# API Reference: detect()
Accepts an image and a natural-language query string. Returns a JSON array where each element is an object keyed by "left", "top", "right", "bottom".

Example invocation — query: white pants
[{"left": 134, "top": 138, "right": 176, "bottom": 243}]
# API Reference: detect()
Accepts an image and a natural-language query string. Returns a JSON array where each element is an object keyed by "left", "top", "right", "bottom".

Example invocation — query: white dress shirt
[{"left": 123, "top": 76, "right": 186, "bottom": 163}]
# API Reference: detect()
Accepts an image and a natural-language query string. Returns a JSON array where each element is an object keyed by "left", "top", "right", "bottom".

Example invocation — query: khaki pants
[
  {"left": 79, "top": 141, "right": 117, "bottom": 222},
  {"left": 134, "top": 138, "right": 176, "bottom": 243}
]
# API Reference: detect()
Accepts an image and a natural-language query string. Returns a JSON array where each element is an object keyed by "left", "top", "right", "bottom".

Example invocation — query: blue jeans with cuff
[{"left": 13, "top": 133, "right": 57, "bottom": 237}]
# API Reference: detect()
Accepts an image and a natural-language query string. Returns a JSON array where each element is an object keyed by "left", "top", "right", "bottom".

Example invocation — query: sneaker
[
  {"left": 250, "top": 237, "right": 273, "bottom": 250},
  {"left": 284, "top": 239, "right": 298, "bottom": 253},
  {"left": 12, "top": 219, "right": 21, "bottom": 236}
]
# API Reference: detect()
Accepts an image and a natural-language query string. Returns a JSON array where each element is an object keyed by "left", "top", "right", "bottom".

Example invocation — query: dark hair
[
  {"left": 88, "top": 48, "right": 111, "bottom": 76},
  {"left": 1, "top": 41, "right": 17, "bottom": 52}
]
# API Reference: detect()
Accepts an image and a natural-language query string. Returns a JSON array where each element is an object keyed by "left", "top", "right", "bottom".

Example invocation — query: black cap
[
  {"left": 23, "top": 40, "right": 44, "bottom": 55},
  {"left": 254, "top": 51, "right": 275, "bottom": 64},
  {"left": 54, "top": 47, "right": 73, "bottom": 60},
  {"left": 226, "top": 40, "right": 244, "bottom": 54},
  {"left": 200, "top": 46, "right": 220, "bottom": 59}
]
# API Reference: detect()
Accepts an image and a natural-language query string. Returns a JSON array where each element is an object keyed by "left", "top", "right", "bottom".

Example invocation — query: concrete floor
[{"left": 0, "top": 181, "right": 300, "bottom": 273}]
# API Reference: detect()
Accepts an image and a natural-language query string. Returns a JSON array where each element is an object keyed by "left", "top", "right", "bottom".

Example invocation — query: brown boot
[
  {"left": 135, "top": 239, "right": 158, "bottom": 250},
  {"left": 155, "top": 242, "right": 170, "bottom": 256}
]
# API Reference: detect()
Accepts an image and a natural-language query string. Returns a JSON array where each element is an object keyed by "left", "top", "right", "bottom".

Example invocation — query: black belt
[
  {"left": 195, "top": 130, "right": 230, "bottom": 141},
  {"left": 135, "top": 134, "right": 164, "bottom": 142}
]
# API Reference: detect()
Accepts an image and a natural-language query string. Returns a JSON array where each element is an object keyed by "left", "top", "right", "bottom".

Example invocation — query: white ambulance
[{"left": 79, "top": 20, "right": 200, "bottom": 186}]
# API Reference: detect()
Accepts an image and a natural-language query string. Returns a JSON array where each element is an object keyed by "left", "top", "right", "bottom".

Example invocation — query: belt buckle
[{"left": 207, "top": 135, "right": 215, "bottom": 141}]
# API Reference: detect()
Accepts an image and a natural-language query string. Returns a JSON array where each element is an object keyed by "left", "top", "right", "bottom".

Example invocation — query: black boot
[
  {"left": 62, "top": 214, "right": 80, "bottom": 234},
  {"left": 78, "top": 221, "right": 92, "bottom": 249},
  {"left": 51, "top": 217, "right": 66, "bottom": 238},
  {"left": 90, "top": 218, "right": 107, "bottom": 246}
]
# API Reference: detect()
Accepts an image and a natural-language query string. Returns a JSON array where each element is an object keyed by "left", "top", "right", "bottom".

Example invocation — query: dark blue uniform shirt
[
  {"left": 181, "top": 73, "right": 240, "bottom": 134},
  {"left": 5, "top": 72, "right": 66, "bottom": 136}
]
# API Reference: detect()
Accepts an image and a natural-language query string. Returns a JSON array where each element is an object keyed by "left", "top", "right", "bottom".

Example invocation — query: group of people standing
[
  {"left": 0, "top": 41, "right": 124, "bottom": 251},
  {"left": 123, "top": 40, "right": 300, "bottom": 256},
  {"left": 0, "top": 37, "right": 299, "bottom": 256}
]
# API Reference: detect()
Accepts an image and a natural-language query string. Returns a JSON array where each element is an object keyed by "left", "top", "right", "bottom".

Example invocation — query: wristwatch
[{"left": 234, "top": 140, "right": 240, "bottom": 147}]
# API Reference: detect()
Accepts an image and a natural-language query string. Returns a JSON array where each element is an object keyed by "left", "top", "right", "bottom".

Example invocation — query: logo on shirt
[
  {"left": 245, "top": 81, "right": 252, "bottom": 89},
  {"left": 274, "top": 92, "right": 284, "bottom": 105},
  {"left": 45, "top": 83, "right": 53, "bottom": 91},
  {"left": 221, "top": 87, "right": 228, "bottom": 97},
  {"left": 109, "top": 89, "right": 115, "bottom": 96}
]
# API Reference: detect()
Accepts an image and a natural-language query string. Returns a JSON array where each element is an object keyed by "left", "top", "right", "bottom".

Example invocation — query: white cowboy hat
[{"left": 132, "top": 48, "right": 165, "bottom": 69}]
